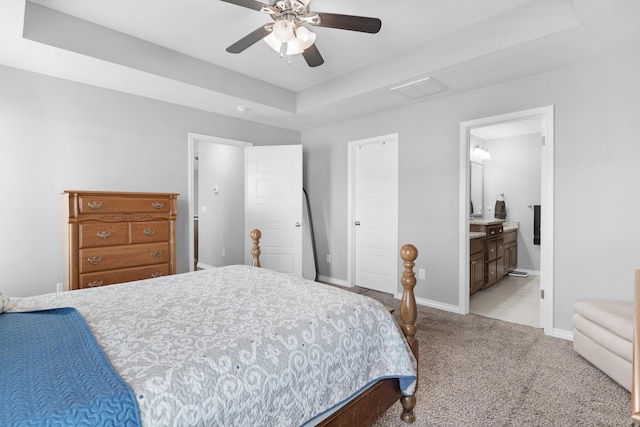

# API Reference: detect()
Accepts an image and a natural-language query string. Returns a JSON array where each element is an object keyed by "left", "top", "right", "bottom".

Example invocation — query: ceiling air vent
[{"left": 390, "top": 77, "right": 446, "bottom": 99}]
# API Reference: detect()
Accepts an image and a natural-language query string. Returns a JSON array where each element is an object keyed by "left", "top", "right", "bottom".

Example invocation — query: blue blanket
[{"left": 0, "top": 307, "right": 141, "bottom": 427}]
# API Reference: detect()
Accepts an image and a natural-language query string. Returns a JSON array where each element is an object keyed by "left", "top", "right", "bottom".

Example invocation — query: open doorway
[
  {"left": 187, "top": 133, "right": 252, "bottom": 272},
  {"left": 459, "top": 106, "right": 554, "bottom": 335},
  {"left": 468, "top": 123, "right": 542, "bottom": 327}
]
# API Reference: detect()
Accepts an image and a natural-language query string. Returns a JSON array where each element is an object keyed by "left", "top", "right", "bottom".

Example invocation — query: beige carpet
[{"left": 354, "top": 288, "right": 631, "bottom": 427}]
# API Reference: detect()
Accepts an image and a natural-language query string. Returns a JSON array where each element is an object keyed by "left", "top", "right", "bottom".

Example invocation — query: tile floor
[{"left": 470, "top": 274, "right": 540, "bottom": 328}]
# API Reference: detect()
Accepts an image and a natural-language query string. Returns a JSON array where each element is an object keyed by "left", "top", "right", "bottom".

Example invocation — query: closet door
[{"left": 246, "top": 145, "right": 303, "bottom": 278}]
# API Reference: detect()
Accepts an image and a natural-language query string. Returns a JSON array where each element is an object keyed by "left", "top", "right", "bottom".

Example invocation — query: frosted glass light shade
[
  {"left": 264, "top": 32, "right": 282, "bottom": 52},
  {"left": 295, "top": 26, "right": 316, "bottom": 49},
  {"left": 273, "top": 20, "right": 294, "bottom": 42},
  {"left": 286, "top": 38, "right": 304, "bottom": 55}
]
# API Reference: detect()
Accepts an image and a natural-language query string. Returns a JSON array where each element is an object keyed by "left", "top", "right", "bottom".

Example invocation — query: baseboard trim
[
  {"left": 317, "top": 275, "right": 351, "bottom": 288},
  {"left": 196, "top": 262, "right": 215, "bottom": 270},
  {"left": 551, "top": 328, "right": 573, "bottom": 341},
  {"left": 394, "top": 293, "right": 462, "bottom": 314}
]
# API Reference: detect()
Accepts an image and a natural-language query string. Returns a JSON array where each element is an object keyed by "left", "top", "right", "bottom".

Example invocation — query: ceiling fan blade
[
  {"left": 302, "top": 44, "right": 324, "bottom": 67},
  {"left": 314, "top": 13, "right": 382, "bottom": 33},
  {"left": 226, "top": 26, "right": 271, "bottom": 53},
  {"left": 219, "top": 0, "right": 266, "bottom": 12}
]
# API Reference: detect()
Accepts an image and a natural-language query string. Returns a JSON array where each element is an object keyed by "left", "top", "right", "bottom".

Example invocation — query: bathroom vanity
[{"left": 469, "top": 219, "right": 519, "bottom": 294}]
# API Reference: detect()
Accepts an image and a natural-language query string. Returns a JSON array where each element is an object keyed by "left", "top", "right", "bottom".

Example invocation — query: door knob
[
  {"left": 295, "top": 222, "right": 301, "bottom": 227},
  {"left": 355, "top": 221, "right": 361, "bottom": 226}
]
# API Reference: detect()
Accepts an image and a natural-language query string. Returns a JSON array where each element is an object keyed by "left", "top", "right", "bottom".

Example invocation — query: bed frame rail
[{"left": 249, "top": 229, "right": 419, "bottom": 425}]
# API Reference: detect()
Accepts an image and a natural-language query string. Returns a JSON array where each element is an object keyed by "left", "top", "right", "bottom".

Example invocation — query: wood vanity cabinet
[
  {"left": 64, "top": 191, "right": 178, "bottom": 290},
  {"left": 470, "top": 236, "right": 485, "bottom": 295},
  {"left": 470, "top": 223, "right": 503, "bottom": 289},
  {"left": 502, "top": 229, "right": 518, "bottom": 274}
]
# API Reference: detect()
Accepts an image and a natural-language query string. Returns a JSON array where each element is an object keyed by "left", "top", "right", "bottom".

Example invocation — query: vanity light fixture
[{"left": 473, "top": 145, "right": 491, "bottom": 160}]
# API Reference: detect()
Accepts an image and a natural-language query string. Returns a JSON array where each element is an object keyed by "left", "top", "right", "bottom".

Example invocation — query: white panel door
[
  {"left": 246, "top": 145, "right": 303, "bottom": 278},
  {"left": 353, "top": 137, "right": 398, "bottom": 293}
]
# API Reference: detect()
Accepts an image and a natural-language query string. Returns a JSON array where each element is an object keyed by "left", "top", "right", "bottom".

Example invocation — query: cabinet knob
[
  {"left": 96, "top": 231, "right": 112, "bottom": 239},
  {"left": 143, "top": 229, "right": 156, "bottom": 236},
  {"left": 151, "top": 250, "right": 163, "bottom": 258},
  {"left": 151, "top": 272, "right": 163, "bottom": 278},
  {"left": 87, "top": 201, "right": 103, "bottom": 210},
  {"left": 88, "top": 281, "right": 103, "bottom": 288},
  {"left": 151, "top": 202, "right": 164, "bottom": 209},
  {"left": 87, "top": 256, "right": 102, "bottom": 265}
]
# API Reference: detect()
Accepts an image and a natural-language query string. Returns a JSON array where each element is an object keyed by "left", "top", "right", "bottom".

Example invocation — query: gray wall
[
  {"left": 484, "top": 133, "right": 542, "bottom": 272},
  {"left": 0, "top": 64, "right": 299, "bottom": 297},
  {"left": 302, "top": 48, "right": 640, "bottom": 332},
  {"left": 197, "top": 142, "right": 245, "bottom": 267}
]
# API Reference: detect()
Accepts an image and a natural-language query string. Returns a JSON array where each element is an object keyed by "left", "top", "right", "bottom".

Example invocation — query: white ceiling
[{"left": 1, "top": 0, "right": 639, "bottom": 131}]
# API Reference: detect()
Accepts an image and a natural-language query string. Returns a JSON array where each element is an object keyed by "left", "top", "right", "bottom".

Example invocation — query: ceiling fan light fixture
[
  {"left": 295, "top": 25, "right": 316, "bottom": 49},
  {"left": 264, "top": 32, "right": 282, "bottom": 52},
  {"left": 273, "top": 19, "right": 294, "bottom": 42},
  {"left": 286, "top": 38, "right": 304, "bottom": 55}
]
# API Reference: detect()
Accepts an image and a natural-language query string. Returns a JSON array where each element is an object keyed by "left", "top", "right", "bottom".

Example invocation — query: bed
[{"left": 1, "top": 230, "right": 419, "bottom": 426}]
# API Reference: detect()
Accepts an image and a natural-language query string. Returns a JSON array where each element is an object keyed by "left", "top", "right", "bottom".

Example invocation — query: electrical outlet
[
  {"left": 56, "top": 282, "right": 63, "bottom": 293},
  {"left": 326, "top": 254, "right": 332, "bottom": 264},
  {"left": 222, "top": 248, "right": 226, "bottom": 258},
  {"left": 418, "top": 269, "right": 426, "bottom": 280}
]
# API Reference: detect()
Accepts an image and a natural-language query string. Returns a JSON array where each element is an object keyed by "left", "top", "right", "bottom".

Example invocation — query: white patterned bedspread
[{"left": 10, "top": 265, "right": 417, "bottom": 427}]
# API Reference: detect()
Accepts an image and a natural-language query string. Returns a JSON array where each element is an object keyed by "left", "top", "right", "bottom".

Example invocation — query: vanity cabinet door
[{"left": 470, "top": 251, "right": 484, "bottom": 295}]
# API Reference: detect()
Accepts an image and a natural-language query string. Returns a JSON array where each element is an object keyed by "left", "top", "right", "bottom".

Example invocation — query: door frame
[
  {"left": 458, "top": 106, "right": 554, "bottom": 335},
  {"left": 347, "top": 133, "right": 399, "bottom": 293},
  {"left": 187, "top": 133, "right": 252, "bottom": 272}
]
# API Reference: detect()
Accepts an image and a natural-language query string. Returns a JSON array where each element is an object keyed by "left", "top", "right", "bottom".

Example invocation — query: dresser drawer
[
  {"left": 79, "top": 242, "right": 169, "bottom": 273},
  {"left": 79, "top": 264, "right": 170, "bottom": 289},
  {"left": 130, "top": 221, "right": 169, "bottom": 243},
  {"left": 78, "top": 195, "right": 172, "bottom": 214},
  {"left": 79, "top": 223, "right": 129, "bottom": 248}
]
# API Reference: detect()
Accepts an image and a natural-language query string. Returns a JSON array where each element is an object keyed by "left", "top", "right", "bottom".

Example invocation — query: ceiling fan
[{"left": 221, "top": 0, "right": 382, "bottom": 67}]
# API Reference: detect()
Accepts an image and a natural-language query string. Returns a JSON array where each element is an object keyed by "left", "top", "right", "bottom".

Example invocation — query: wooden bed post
[
  {"left": 399, "top": 244, "right": 418, "bottom": 423},
  {"left": 632, "top": 270, "right": 640, "bottom": 425},
  {"left": 250, "top": 229, "right": 261, "bottom": 268}
]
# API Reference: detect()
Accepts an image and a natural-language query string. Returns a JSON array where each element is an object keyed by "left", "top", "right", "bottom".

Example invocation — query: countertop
[{"left": 469, "top": 219, "right": 519, "bottom": 235}]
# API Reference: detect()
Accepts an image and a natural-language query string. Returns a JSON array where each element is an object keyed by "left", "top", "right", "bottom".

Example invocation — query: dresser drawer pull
[
  {"left": 96, "top": 231, "right": 112, "bottom": 239},
  {"left": 143, "top": 229, "right": 156, "bottom": 236},
  {"left": 87, "top": 256, "right": 103, "bottom": 265},
  {"left": 88, "top": 281, "right": 103, "bottom": 288},
  {"left": 88, "top": 201, "right": 103, "bottom": 210},
  {"left": 151, "top": 202, "right": 164, "bottom": 209},
  {"left": 151, "top": 272, "right": 163, "bottom": 278},
  {"left": 151, "top": 250, "right": 163, "bottom": 258}
]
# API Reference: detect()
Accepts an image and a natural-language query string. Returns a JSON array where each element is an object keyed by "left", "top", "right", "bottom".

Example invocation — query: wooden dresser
[{"left": 64, "top": 191, "right": 179, "bottom": 290}]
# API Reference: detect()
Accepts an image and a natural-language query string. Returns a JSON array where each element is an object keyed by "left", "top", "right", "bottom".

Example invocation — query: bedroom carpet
[{"left": 349, "top": 287, "right": 631, "bottom": 427}]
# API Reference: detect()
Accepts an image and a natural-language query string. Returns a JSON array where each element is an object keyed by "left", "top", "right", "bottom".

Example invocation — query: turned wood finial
[{"left": 250, "top": 229, "right": 261, "bottom": 268}]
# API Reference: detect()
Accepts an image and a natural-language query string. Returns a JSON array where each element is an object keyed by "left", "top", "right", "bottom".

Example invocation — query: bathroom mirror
[{"left": 470, "top": 161, "right": 483, "bottom": 217}]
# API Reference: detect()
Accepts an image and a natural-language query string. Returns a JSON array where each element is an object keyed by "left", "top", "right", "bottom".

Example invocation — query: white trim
[
  {"left": 347, "top": 133, "right": 399, "bottom": 292},
  {"left": 552, "top": 328, "right": 573, "bottom": 341},
  {"left": 394, "top": 293, "right": 463, "bottom": 314},
  {"left": 459, "top": 106, "right": 555, "bottom": 336},
  {"left": 196, "top": 262, "right": 216, "bottom": 270},
  {"left": 317, "top": 275, "right": 352, "bottom": 287},
  {"left": 187, "top": 133, "right": 252, "bottom": 272}
]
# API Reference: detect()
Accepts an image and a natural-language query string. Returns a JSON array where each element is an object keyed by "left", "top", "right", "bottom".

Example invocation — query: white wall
[
  {"left": 0, "top": 64, "right": 299, "bottom": 297},
  {"left": 484, "top": 133, "right": 541, "bottom": 271},
  {"left": 302, "top": 48, "right": 640, "bottom": 331}
]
